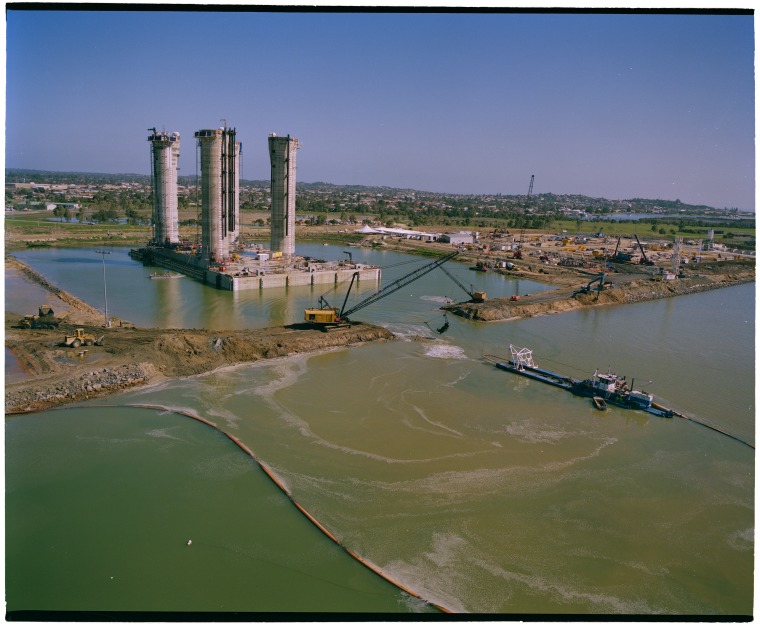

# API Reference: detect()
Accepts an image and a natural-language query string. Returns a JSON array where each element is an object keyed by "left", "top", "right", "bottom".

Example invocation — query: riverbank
[
  {"left": 6, "top": 250, "right": 754, "bottom": 413},
  {"left": 6, "top": 253, "right": 396, "bottom": 412},
  {"left": 6, "top": 256, "right": 109, "bottom": 326},
  {"left": 5, "top": 322, "right": 394, "bottom": 414},
  {"left": 444, "top": 259, "right": 755, "bottom": 321}
]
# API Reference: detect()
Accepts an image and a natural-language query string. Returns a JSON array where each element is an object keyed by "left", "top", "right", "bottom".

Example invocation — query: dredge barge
[{"left": 484, "top": 345, "right": 676, "bottom": 418}]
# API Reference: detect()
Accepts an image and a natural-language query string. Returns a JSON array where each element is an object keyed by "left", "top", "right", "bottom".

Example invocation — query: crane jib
[
  {"left": 340, "top": 251, "right": 459, "bottom": 318},
  {"left": 438, "top": 264, "right": 474, "bottom": 299}
]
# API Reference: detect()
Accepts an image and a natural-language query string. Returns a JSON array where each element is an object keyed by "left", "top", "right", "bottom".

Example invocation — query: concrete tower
[
  {"left": 147, "top": 130, "right": 181, "bottom": 246},
  {"left": 269, "top": 133, "right": 300, "bottom": 257},
  {"left": 194, "top": 126, "right": 239, "bottom": 265}
]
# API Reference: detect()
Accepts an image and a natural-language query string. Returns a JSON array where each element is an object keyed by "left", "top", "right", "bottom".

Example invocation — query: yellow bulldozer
[{"left": 62, "top": 328, "right": 104, "bottom": 348}]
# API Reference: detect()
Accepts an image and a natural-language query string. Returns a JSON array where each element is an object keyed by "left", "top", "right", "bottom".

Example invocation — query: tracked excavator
[
  {"left": 573, "top": 272, "right": 608, "bottom": 299},
  {"left": 305, "top": 251, "right": 464, "bottom": 327}
]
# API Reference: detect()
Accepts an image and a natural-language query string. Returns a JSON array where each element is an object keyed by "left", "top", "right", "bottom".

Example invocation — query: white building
[
  {"left": 439, "top": 231, "right": 475, "bottom": 246},
  {"left": 355, "top": 225, "right": 439, "bottom": 242}
]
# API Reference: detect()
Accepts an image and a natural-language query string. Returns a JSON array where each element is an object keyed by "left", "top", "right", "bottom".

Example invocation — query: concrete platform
[{"left": 129, "top": 246, "right": 382, "bottom": 291}]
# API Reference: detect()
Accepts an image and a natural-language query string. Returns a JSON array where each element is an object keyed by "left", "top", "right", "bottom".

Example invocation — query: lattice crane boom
[{"left": 341, "top": 251, "right": 459, "bottom": 318}]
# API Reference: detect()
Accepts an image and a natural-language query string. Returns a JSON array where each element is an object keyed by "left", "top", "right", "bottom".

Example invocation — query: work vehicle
[
  {"left": 62, "top": 328, "right": 104, "bottom": 348},
  {"left": 18, "top": 305, "right": 60, "bottom": 329},
  {"left": 305, "top": 251, "right": 462, "bottom": 327}
]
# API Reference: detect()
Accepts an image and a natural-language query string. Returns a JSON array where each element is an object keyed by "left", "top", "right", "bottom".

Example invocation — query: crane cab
[{"left": 304, "top": 307, "right": 340, "bottom": 324}]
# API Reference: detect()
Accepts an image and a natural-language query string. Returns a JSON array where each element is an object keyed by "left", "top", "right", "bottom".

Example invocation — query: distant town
[{"left": 5, "top": 168, "right": 753, "bottom": 237}]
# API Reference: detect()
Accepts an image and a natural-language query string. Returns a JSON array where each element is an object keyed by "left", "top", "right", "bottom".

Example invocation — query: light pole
[{"left": 95, "top": 250, "right": 111, "bottom": 327}]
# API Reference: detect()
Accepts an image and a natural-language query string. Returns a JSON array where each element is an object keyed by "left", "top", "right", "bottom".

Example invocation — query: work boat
[
  {"left": 485, "top": 345, "right": 757, "bottom": 448},
  {"left": 484, "top": 345, "right": 672, "bottom": 417},
  {"left": 573, "top": 370, "right": 654, "bottom": 411}
]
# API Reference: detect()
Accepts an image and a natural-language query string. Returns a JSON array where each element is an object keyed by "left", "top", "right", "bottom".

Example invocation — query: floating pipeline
[
  {"left": 8, "top": 402, "right": 454, "bottom": 611},
  {"left": 59, "top": 402, "right": 455, "bottom": 614},
  {"left": 292, "top": 500, "right": 341, "bottom": 545},
  {"left": 483, "top": 355, "right": 754, "bottom": 449}
]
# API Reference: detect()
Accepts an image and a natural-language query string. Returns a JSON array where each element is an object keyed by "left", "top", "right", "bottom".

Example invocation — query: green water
[
  {"left": 6, "top": 246, "right": 754, "bottom": 615},
  {"left": 5, "top": 407, "right": 424, "bottom": 614}
]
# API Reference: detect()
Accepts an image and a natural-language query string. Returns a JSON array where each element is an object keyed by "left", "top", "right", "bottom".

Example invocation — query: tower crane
[{"left": 304, "top": 252, "right": 460, "bottom": 325}]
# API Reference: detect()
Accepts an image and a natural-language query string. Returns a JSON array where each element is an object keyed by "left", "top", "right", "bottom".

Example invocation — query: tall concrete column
[
  {"left": 148, "top": 130, "right": 180, "bottom": 245},
  {"left": 269, "top": 134, "right": 300, "bottom": 257},
  {"left": 195, "top": 129, "right": 228, "bottom": 264}
]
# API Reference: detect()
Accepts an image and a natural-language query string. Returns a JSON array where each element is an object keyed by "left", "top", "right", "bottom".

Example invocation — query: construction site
[
  {"left": 131, "top": 127, "right": 381, "bottom": 291},
  {"left": 436, "top": 227, "right": 754, "bottom": 321}
]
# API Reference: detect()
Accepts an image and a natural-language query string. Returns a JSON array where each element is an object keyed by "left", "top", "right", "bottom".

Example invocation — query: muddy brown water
[{"left": 6, "top": 245, "right": 754, "bottom": 616}]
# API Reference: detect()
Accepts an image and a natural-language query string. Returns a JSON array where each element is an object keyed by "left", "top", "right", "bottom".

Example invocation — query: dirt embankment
[
  {"left": 7, "top": 256, "right": 109, "bottom": 326},
  {"left": 6, "top": 255, "right": 396, "bottom": 413},
  {"left": 5, "top": 322, "right": 394, "bottom": 414},
  {"left": 445, "top": 261, "right": 755, "bottom": 322}
]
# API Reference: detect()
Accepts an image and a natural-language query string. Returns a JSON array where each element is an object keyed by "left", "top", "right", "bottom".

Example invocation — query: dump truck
[
  {"left": 62, "top": 328, "right": 104, "bottom": 348},
  {"left": 18, "top": 305, "right": 60, "bottom": 329}
]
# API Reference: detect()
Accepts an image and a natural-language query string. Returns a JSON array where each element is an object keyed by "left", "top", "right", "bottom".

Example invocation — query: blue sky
[{"left": 5, "top": 9, "right": 755, "bottom": 209}]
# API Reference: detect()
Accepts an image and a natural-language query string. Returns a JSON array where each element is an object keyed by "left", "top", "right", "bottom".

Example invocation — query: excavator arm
[{"left": 340, "top": 252, "right": 459, "bottom": 319}]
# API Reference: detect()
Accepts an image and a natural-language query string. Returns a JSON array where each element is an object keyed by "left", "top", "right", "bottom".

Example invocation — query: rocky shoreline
[{"left": 5, "top": 363, "right": 155, "bottom": 414}]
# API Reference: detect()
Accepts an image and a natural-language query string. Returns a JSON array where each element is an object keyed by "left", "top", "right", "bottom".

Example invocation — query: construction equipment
[
  {"left": 573, "top": 272, "right": 607, "bottom": 299},
  {"left": 671, "top": 236, "right": 684, "bottom": 276},
  {"left": 610, "top": 236, "right": 633, "bottom": 262},
  {"left": 62, "top": 328, "right": 104, "bottom": 348},
  {"left": 634, "top": 234, "right": 655, "bottom": 265},
  {"left": 305, "top": 252, "right": 459, "bottom": 326},
  {"left": 18, "top": 305, "right": 60, "bottom": 329},
  {"left": 610, "top": 236, "right": 633, "bottom": 263},
  {"left": 438, "top": 264, "right": 485, "bottom": 302},
  {"left": 513, "top": 175, "right": 535, "bottom": 260}
]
